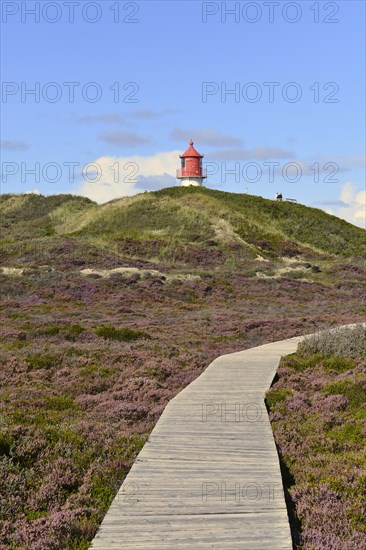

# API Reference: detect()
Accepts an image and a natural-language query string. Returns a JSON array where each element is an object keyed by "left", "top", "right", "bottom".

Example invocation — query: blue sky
[{"left": 1, "top": 0, "right": 365, "bottom": 226}]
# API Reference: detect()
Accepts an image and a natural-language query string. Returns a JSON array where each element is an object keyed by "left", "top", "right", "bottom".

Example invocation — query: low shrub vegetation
[
  {"left": 267, "top": 325, "right": 366, "bottom": 549},
  {"left": 0, "top": 190, "right": 365, "bottom": 547},
  {"left": 95, "top": 324, "right": 151, "bottom": 342},
  {"left": 299, "top": 324, "right": 366, "bottom": 359}
]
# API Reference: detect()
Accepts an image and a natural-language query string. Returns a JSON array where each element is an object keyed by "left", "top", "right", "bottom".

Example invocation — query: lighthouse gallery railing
[{"left": 176, "top": 169, "right": 207, "bottom": 178}]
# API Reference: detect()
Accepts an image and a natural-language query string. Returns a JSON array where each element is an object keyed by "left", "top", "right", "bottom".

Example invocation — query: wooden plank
[
  {"left": 90, "top": 334, "right": 306, "bottom": 548},
  {"left": 92, "top": 323, "right": 366, "bottom": 547}
]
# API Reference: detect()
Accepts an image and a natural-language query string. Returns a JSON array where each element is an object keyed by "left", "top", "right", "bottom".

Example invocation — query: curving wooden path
[{"left": 91, "top": 335, "right": 307, "bottom": 549}]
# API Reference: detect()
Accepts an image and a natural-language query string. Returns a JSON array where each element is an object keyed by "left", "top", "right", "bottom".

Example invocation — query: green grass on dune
[
  {"left": 0, "top": 187, "right": 365, "bottom": 260},
  {"left": 0, "top": 194, "right": 95, "bottom": 241},
  {"left": 154, "top": 187, "right": 365, "bottom": 257},
  {"left": 0, "top": 189, "right": 365, "bottom": 548}
]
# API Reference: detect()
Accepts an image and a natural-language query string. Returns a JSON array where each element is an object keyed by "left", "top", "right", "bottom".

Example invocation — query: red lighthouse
[{"left": 176, "top": 139, "right": 207, "bottom": 187}]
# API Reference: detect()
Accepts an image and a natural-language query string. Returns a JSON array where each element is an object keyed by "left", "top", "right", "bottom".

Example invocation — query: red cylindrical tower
[{"left": 176, "top": 139, "right": 207, "bottom": 187}]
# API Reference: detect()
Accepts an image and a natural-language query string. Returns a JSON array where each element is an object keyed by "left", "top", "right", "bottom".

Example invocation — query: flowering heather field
[
  {"left": 267, "top": 326, "right": 366, "bottom": 549},
  {"left": 0, "top": 189, "right": 365, "bottom": 548}
]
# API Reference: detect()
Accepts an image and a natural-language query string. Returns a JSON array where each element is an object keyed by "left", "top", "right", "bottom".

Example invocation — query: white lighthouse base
[{"left": 179, "top": 177, "right": 205, "bottom": 187}]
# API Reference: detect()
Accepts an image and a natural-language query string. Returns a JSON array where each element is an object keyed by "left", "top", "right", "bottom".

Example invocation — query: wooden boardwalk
[{"left": 91, "top": 335, "right": 305, "bottom": 549}]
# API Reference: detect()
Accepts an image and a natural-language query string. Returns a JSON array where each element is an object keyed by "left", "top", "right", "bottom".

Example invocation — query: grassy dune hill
[
  {"left": 67, "top": 186, "right": 361, "bottom": 260},
  {"left": 0, "top": 188, "right": 365, "bottom": 548},
  {"left": 1, "top": 187, "right": 365, "bottom": 262}
]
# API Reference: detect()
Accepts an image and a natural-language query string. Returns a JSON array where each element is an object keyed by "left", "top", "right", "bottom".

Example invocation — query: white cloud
[
  {"left": 98, "top": 130, "right": 151, "bottom": 147},
  {"left": 1, "top": 140, "right": 29, "bottom": 151},
  {"left": 75, "top": 151, "right": 180, "bottom": 203},
  {"left": 77, "top": 113, "right": 124, "bottom": 124},
  {"left": 332, "top": 182, "right": 365, "bottom": 228},
  {"left": 76, "top": 109, "right": 179, "bottom": 124},
  {"left": 340, "top": 181, "right": 356, "bottom": 203},
  {"left": 25, "top": 189, "right": 41, "bottom": 195},
  {"left": 207, "top": 146, "right": 296, "bottom": 160},
  {"left": 329, "top": 155, "right": 365, "bottom": 168},
  {"left": 170, "top": 128, "right": 243, "bottom": 147}
]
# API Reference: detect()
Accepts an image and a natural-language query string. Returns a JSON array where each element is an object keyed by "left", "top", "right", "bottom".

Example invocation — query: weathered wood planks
[{"left": 90, "top": 335, "right": 305, "bottom": 549}]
